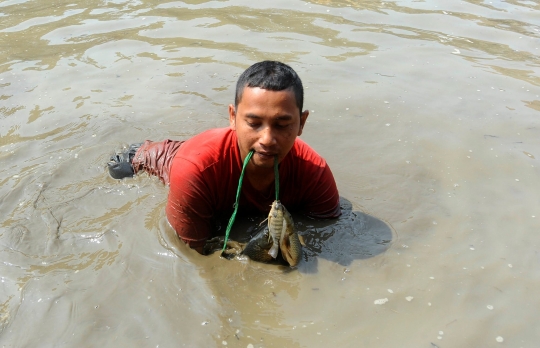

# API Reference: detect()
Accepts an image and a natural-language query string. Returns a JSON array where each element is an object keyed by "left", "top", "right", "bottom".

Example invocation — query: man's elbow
[{"left": 184, "top": 238, "right": 206, "bottom": 254}]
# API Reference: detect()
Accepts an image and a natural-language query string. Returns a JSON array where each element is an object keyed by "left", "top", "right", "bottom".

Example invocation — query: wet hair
[{"left": 234, "top": 61, "right": 304, "bottom": 113}]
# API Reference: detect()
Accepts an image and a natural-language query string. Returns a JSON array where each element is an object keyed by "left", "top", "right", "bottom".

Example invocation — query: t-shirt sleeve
[
  {"left": 302, "top": 163, "right": 341, "bottom": 219},
  {"left": 165, "top": 158, "right": 214, "bottom": 248}
]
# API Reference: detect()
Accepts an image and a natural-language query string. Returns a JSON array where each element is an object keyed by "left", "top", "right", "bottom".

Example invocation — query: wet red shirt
[{"left": 164, "top": 128, "right": 340, "bottom": 247}]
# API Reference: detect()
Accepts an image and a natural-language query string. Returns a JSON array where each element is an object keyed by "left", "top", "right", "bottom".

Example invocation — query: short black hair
[{"left": 234, "top": 61, "right": 304, "bottom": 113}]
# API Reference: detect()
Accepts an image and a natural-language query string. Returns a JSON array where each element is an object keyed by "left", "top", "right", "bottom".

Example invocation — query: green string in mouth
[{"left": 221, "top": 150, "right": 280, "bottom": 252}]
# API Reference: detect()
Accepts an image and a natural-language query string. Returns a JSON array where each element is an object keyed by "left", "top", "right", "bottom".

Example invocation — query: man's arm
[
  {"left": 165, "top": 158, "right": 215, "bottom": 253},
  {"left": 302, "top": 164, "right": 341, "bottom": 219},
  {"left": 108, "top": 139, "right": 212, "bottom": 253}
]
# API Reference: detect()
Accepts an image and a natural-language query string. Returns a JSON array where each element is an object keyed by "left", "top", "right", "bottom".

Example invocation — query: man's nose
[{"left": 259, "top": 126, "right": 276, "bottom": 147}]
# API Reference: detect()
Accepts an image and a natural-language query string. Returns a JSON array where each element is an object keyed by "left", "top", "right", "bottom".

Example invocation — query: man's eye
[
  {"left": 247, "top": 122, "right": 259, "bottom": 128},
  {"left": 276, "top": 123, "right": 289, "bottom": 129}
]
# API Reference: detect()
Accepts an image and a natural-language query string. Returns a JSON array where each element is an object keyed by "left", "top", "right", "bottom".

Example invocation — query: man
[{"left": 108, "top": 61, "right": 341, "bottom": 253}]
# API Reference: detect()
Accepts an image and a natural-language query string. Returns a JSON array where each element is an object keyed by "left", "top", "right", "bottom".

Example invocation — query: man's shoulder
[
  {"left": 289, "top": 137, "right": 327, "bottom": 169},
  {"left": 174, "top": 127, "right": 237, "bottom": 171}
]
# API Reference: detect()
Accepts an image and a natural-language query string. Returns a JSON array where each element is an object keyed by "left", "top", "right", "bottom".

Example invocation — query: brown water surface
[{"left": 1, "top": 0, "right": 539, "bottom": 347}]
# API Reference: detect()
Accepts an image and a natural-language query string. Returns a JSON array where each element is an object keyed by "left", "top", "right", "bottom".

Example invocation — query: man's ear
[
  {"left": 229, "top": 104, "right": 236, "bottom": 130},
  {"left": 298, "top": 109, "right": 309, "bottom": 136}
]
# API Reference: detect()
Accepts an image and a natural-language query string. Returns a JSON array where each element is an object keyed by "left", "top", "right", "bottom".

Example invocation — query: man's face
[{"left": 229, "top": 87, "right": 309, "bottom": 169}]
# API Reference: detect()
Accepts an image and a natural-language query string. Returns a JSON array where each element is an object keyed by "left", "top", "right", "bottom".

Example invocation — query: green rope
[
  {"left": 222, "top": 149, "right": 254, "bottom": 251},
  {"left": 221, "top": 151, "right": 281, "bottom": 252}
]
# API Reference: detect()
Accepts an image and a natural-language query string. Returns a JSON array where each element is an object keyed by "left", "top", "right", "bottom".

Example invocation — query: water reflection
[{"left": 299, "top": 198, "right": 393, "bottom": 271}]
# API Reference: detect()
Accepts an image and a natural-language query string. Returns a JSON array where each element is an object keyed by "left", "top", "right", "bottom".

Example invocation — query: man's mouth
[{"left": 254, "top": 150, "right": 277, "bottom": 159}]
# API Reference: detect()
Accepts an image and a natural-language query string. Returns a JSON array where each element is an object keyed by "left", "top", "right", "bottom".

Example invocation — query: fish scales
[
  {"left": 267, "top": 200, "right": 285, "bottom": 258},
  {"left": 279, "top": 206, "right": 302, "bottom": 267}
]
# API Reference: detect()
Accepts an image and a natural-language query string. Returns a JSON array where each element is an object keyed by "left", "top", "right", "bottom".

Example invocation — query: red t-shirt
[{"left": 165, "top": 127, "right": 341, "bottom": 247}]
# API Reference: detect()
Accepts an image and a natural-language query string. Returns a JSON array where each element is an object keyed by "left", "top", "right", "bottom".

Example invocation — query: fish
[
  {"left": 244, "top": 200, "right": 302, "bottom": 267},
  {"left": 241, "top": 220, "right": 303, "bottom": 267},
  {"left": 241, "top": 227, "right": 276, "bottom": 263},
  {"left": 203, "top": 236, "right": 244, "bottom": 258},
  {"left": 279, "top": 204, "right": 302, "bottom": 267},
  {"left": 267, "top": 200, "right": 286, "bottom": 258},
  {"left": 204, "top": 201, "right": 303, "bottom": 267}
]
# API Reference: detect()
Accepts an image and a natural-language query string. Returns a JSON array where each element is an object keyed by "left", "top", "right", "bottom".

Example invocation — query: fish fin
[
  {"left": 268, "top": 243, "right": 279, "bottom": 258},
  {"left": 259, "top": 217, "right": 268, "bottom": 226},
  {"left": 298, "top": 234, "right": 306, "bottom": 246}
]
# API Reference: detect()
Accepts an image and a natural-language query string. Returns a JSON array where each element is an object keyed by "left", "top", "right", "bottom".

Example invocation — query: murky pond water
[{"left": 1, "top": 0, "right": 539, "bottom": 347}]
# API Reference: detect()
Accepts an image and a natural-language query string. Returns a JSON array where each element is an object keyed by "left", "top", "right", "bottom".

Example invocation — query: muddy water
[{"left": 1, "top": 0, "right": 539, "bottom": 346}]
